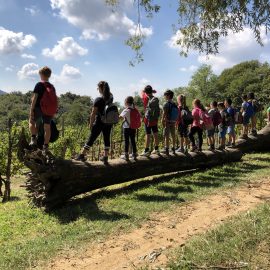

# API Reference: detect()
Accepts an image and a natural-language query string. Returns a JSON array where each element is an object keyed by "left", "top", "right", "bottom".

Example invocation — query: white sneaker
[
  {"left": 151, "top": 149, "right": 160, "bottom": 155},
  {"left": 29, "top": 136, "right": 37, "bottom": 146},
  {"left": 140, "top": 151, "right": 151, "bottom": 157},
  {"left": 120, "top": 154, "right": 129, "bottom": 161}
]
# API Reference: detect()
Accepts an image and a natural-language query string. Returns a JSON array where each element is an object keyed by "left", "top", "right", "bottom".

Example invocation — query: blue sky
[{"left": 1, "top": 0, "right": 269, "bottom": 103}]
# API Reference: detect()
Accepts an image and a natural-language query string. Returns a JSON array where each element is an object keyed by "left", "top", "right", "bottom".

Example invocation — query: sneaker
[
  {"left": 176, "top": 147, "right": 184, "bottom": 153},
  {"left": 217, "top": 145, "right": 225, "bottom": 150},
  {"left": 151, "top": 149, "right": 160, "bottom": 155},
  {"left": 208, "top": 146, "right": 214, "bottom": 151},
  {"left": 171, "top": 147, "right": 176, "bottom": 154},
  {"left": 231, "top": 143, "right": 236, "bottom": 148},
  {"left": 190, "top": 146, "right": 197, "bottom": 152},
  {"left": 226, "top": 142, "right": 232, "bottom": 147},
  {"left": 160, "top": 148, "right": 169, "bottom": 155},
  {"left": 251, "top": 130, "right": 257, "bottom": 136},
  {"left": 29, "top": 136, "right": 37, "bottom": 146},
  {"left": 132, "top": 153, "right": 138, "bottom": 159},
  {"left": 100, "top": 156, "right": 109, "bottom": 164},
  {"left": 75, "top": 153, "right": 87, "bottom": 162},
  {"left": 120, "top": 153, "right": 129, "bottom": 161},
  {"left": 184, "top": 147, "right": 189, "bottom": 154},
  {"left": 140, "top": 151, "right": 151, "bottom": 157}
]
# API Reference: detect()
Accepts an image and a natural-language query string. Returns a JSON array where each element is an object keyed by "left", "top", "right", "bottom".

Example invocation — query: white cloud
[
  {"left": 180, "top": 65, "right": 198, "bottom": 72},
  {"left": 21, "top": 53, "right": 36, "bottom": 59},
  {"left": 50, "top": 0, "right": 153, "bottom": 41},
  {"left": 17, "top": 63, "right": 39, "bottom": 80},
  {"left": 5, "top": 65, "right": 15, "bottom": 72},
  {"left": 42, "top": 37, "right": 88, "bottom": 61},
  {"left": 0, "top": 27, "right": 36, "bottom": 54},
  {"left": 25, "top": 6, "right": 40, "bottom": 16},
  {"left": 84, "top": 61, "right": 90, "bottom": 65},
  {"left": 197, "top": 27, "right": 270, "bottom": 73},
  {"left": 17, "top": 63, "right": 82, "bottom": 82}
]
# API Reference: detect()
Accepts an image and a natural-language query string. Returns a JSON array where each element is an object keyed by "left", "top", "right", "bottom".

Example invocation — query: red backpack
[
  {"left": 200, "top": 110, "right": 214, "bottom": 130},
  {"left": 212, "top": 110, "right": 222, "bottom": 127},
  {"left": 129, "top": 107, "right": 141, "bottom": 129},
  {"left": 40, "top": 82, "right": 58, "bottom": 116}
]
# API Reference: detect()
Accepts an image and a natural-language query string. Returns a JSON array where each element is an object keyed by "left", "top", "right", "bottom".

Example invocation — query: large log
[{"left": 21, "top": 124, "right": 270, "bottom": 210}]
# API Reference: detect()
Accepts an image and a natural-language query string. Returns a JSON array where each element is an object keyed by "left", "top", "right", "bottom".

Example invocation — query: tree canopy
[{"left": 107, "top": 0, "right": 270, "bottom": 63}]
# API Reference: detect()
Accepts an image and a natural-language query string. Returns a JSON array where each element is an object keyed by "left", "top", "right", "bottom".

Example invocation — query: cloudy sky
[{"left": 1, "top": 0, "right": 270, "bottom": 102}]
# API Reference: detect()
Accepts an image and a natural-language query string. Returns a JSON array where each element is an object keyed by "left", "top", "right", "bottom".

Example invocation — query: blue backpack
[
  {"left": 245, "top": 102, "right": 254, "bottom": 117},
  {"left": 168, "top": 102, "right": 179, "bottom": 122}
]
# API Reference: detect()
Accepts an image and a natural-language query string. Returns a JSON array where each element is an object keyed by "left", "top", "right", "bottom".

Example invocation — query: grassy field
[
  {"left": 0, "top": 153, "right": 270, "bottom": 270},
  {"left": 163, "top": 202, "right": 270, "bottom": 270}
]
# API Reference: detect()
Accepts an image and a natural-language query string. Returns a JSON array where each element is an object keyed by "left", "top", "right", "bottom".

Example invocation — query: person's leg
[
  {"left": 144, "top": 124, "right": 151, "bottom": 152},
  {"left": 102, "top": 124, "right": 112, "bottom": 157},
  {"left": 152, "top": 125, "right": 159, "bottom": 150},
  {"left": 130, "top": 129, "right": 137, "bottom": 154},
  {"left": 171, "top": 124, "right": 176, "bottom": 150},
  {"left": 82, "top": 123, "right": 102, "bottom": 155},
  {"left": 124, "top": 128, "right": 130, "bottom": 154},
  {"left": 43, "top": 123, "right": 51, "bottom": 146},
  {"left": 189, "top": 126, "right": 196, "bottom": 147},
  {"left": 198, "top": 128, "right": 203, "bottom": 150},
  {"left": 164, "top": 126, "right": 169, "bottom": 149}
]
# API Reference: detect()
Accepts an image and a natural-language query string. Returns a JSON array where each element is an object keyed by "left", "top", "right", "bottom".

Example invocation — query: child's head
[
  {"left": 125, "top": 96, "right": 134, "bottom": 107},
  {"left": 39, "top": 66, "right": 52, "bottom": 81},
  {"left": 218, "top": 102, "right": 225, "bottom": 110},
  {"left": 225, "top": 98, "right": 232, "bottom": 108},
  {"left": 248, "top": 92, "right": 255, "bottom": 100},
  {"left": 210, "top": 101, "right": 218, "bottom": 109},
  {"left": 193, "top": 99, "right": 201, "bottom": 108},
  {"left": 164, "top": 89, "right": 174, "bottom": 100},
  {"left": 177, "top": 94, "right": 186, "bottom": 107},
  {"left": 144, "top": 85, "right": 153, "bottom": 97},
  {"left": 242, "top": 94, "right": 248, "bottom": 101}
]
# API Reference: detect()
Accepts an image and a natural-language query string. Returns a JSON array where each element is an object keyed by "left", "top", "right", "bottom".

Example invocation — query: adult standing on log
[{"left": 76, "top": 81, "right": 114, "bottom": 164}]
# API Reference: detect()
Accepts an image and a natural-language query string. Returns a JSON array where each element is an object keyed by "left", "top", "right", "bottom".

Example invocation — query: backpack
[
  {"left": 181, "top": 107, "right": 193, "bottom": 125},
  {"left": 101, "top": 103, "right": 119, "bottom": 125},
  {"left": 244, "top": 101, "right": 254, "bottom": 118},
  {"left": 234, "top": 109, "right": 243, "bottom": 124},
  {"left": 212, "top": 110, "right": 222, "bottom": 127},
  {"left": 128, "top": 107, "right": 141, "bottom": 129},
  {"left": 223, "top": 110, "right": 232, "bottom": 126},
  {"left": 40, "top": 82, "right": 58, "bottom": 116},
  {"left": 200, "top": 111, "right": 214, "bottom": 130},
  {"left": 50, "top": 120, "right": 60, "bottom": 143},
  {"left": 252, "top": 99, "right": 263, "bottom": 113},
  {"left": 168, "top": 102, "right": 179, "bottom": 122},
  {"left": 145, "top": 97, "right": 160, "bottom": 122}
]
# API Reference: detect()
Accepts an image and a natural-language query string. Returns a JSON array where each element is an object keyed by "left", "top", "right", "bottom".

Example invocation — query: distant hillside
[{"left": 0, "top": 90, "right": 6, "bottom": 95}]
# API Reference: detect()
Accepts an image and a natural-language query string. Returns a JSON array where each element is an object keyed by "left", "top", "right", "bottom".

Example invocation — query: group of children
[{"left": 29, "top": 66, "right": 268, "bottom": 163}]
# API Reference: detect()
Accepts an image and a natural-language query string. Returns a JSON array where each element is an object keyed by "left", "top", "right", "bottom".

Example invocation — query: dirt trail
[{"left": 48, "top": 179, "right": 270, "bottom": 270}]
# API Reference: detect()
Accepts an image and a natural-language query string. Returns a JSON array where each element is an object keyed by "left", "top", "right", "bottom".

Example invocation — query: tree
[
  {"left": 106, "top": 1, "right": 270, "bottom": 62},
  {"left": 187, "top": 65, "right": 218, "bottom": 104}
]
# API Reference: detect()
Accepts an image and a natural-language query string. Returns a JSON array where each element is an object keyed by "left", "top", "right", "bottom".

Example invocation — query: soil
[{"left": 48, "top": 179, "right": 270, "bottom": 270}]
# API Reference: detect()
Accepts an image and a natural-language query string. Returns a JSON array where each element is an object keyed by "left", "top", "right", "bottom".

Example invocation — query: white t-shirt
[{"left": 120, "top": 106, "right": 133, "bottom": 128}]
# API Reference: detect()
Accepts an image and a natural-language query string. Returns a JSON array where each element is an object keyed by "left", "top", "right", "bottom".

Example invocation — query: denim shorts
[
  {"left": 164, "top": 122, "right": 176, "bottom": 137},
  {"left": 227, "top": 125, "right": 235, "bottom": 135},
  {"left": 219, "top": 126, "right": 227, "bottom": 138},
  {"left": 243, "top": 115, "right": 251, "bottom": 126}
]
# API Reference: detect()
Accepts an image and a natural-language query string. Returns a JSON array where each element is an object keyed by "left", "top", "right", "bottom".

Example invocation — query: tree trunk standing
[
  {"left": 0, "top": 174, "right": 3, "bottom": 197},
  {"left": 21, "top": 124, "right": 270, "bottom": 210},
  {"left": 2, "top": 119, "right": 13, "bottom": 202}
]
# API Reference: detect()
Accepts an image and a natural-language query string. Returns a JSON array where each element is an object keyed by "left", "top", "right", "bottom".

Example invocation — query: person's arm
[
  {"left": 29, "top": 94, "right": 38, "bottom": 123},
  {"left": 89, "top": 107, "right": 98, "bottom": 128}
]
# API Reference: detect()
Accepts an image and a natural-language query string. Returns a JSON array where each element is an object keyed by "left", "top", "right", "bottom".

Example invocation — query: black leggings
[
  {"left": 189, "top": 126, "right": 203, "bottom": 149},
  {"left": 84, "top": 122, "right": 112, "bottom": 150},
  {"left": 124, "top": 128, "right": 137, "bottom": 154}
]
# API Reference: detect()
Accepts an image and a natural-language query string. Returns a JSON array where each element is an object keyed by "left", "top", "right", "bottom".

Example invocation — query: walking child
[
  {"left": 140, "top": 85, "right": 160, "bottom": 156},
  {"left": 29, "top": 66, "right": 58, "bottom": 154},
  {"left": 161, "top": 90, "right": 178, "bottom": 154},
  {"left": 119, "top": 96, "right": 141, "bottom": 160}
]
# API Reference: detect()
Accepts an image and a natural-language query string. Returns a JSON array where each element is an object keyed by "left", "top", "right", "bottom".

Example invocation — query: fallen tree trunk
[{"left": 20, "top": 124, "right": 270, "bottom": 210}]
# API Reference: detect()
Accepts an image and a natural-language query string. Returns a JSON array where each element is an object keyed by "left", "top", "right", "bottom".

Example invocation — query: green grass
[
  {"left": 0, "top": 153, "right": 270, "bottom": 270},
  {"left": 164, "top": 203, "right": 270, "bottom": 270}
]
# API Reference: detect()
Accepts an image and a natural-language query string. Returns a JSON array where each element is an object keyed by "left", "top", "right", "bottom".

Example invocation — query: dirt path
[{"left": 48, "top": 179, "right": 270, "bottom": 270}]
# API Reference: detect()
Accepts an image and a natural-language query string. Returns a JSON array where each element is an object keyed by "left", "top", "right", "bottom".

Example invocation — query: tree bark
[{"left": 21, "top": 124, "right": 270, "bottom": 210}]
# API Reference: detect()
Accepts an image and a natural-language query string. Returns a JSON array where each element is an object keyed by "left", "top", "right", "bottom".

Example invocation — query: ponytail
[{"left": 98, "top": 81, "right": 111, "bottom": 102}]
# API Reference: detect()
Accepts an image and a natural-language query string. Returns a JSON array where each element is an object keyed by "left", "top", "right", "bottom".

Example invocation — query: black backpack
[{"left": 181, "top": 107, "right": 193, "bottom": 125}]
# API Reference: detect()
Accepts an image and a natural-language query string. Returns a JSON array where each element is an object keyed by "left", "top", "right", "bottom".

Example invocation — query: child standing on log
[
  {"left": 176, "top": 94, "right": 192, "bottom": 153},
  {"left": 161, "top": 90, "right": 178, "bottom": 155},
  {"left": 29, "top": 66, "right": 58, "bottom": 154},
  {"left": 189, "top": 99, "right": 204, "bottom": 152},
  {"left": 140, "top": 85, "right": 160, "bottom": 157},
  {"left": 225, "top": 98, "right": 236, "bottom": 147},
  {"left": 119, "top": 96, "right": 141, "bottom": 161},
  {"left": 241, "top": 94, "right": 254, "bottom": 139},
  {"left": 217, "top": 102, "right": 229, "bottom": 150},
  {"left": 76, "top": 81, "right": 114, "bottom": 164}
]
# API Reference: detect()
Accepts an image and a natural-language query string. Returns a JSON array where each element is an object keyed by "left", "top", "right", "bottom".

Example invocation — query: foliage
[{"left": 106, "top": 0, "right": 270, "bottom": 61}]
